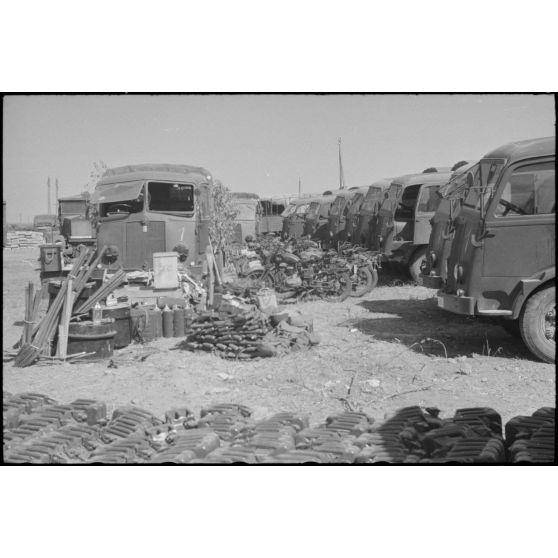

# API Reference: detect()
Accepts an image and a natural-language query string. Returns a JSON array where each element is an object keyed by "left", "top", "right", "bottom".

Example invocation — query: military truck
[
  {"left": 281, "top": 197, "right": 314, "bottom": 240},
  {"left": 436, "top": 137, "right": 555, "bottom": 363},
  {"left": 327, "top": 187, "right": 369, "bottom": 246},
  {"left": 258, "top": 197, "right": 287, "bottom": 235},
  {"left": 58, "top": 193, "right": 96, "bottom": 248},
  {"left": 230, "top": 192, "right": 260, "bottom": 243},
  {"left": 421, "top": 162, "right": 477, "bottom": 288},
  {"left": 33, "top": 214, "right": 59, "bottom": 243},
  {"left": 354, "top": 179, "right": 392, "bottom": 249},
  {"left": 375, "top": 171, "right": 452, "bottom": 282},
  {"left": 304, "top": 193, "right": 337, "bottom": 241},
  {"left": 92, "top": 163, "right": 214, "bottom": 270}
]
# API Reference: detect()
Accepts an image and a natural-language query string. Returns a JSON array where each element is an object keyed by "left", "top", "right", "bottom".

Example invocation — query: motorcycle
[
  {"left": 254, "top": 243, "right": 352, "bottom": 302},
  {"left": 338, "top": 243, "right": 380, "bottom": 297}
]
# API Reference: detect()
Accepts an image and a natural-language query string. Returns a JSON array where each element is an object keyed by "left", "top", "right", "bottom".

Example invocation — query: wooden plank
[{"left": 206, "top": 246, "right": 214, "bottom": 308}]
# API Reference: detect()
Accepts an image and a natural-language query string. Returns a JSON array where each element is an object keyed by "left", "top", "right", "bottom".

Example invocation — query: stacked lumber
[
  {"left": 6, "top": 230, "right": 46, "bottom": 249},
  {"left": 9, "top": 246, "right": 126, "bottom": 368}
]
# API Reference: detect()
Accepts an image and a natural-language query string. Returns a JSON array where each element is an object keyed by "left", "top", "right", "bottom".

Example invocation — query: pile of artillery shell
[
  {"left": 4, "top": 393, "right": 555, "bottom": 464},
  {"left": 182, "top": 310, "right": 272, "bottom": 359}
]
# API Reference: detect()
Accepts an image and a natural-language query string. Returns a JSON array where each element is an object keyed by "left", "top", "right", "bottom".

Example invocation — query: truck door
[
  {"left": 482, "top": 159, "right": 555, "bottom": 288},
  {"left": 414, "top": 184, "right": 442, "bottom": 245}
]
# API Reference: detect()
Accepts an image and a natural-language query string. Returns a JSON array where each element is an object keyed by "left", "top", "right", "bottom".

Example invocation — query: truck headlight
[
  {"left": 430, "top": 251, "right": 437, "bottom": 266},
  {"left": 453, "top": 264, "right": 463, "bottom": 281}
]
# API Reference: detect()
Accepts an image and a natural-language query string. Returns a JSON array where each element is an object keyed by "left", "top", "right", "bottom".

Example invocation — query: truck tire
[
  {"left": 519, "top": 286, "right": 555, "bottom": 363},
  {"left": 408, "top": 247, "right": 427, "bottom": 285}
]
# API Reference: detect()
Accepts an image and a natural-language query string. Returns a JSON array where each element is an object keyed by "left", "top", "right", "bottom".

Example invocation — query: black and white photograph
[
  {"left": 1, "top": 3, "right": 557, "bottom": 557},
  {"left": 2, "top": 93, "right": 555, "bottom": 465}
]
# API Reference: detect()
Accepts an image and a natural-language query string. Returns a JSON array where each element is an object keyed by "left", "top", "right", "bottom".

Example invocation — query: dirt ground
[{"left": 3, "top": 247, "right": 555, "bottom": 426}]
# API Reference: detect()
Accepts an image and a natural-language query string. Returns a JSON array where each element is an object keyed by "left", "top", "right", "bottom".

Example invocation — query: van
[
  {"left": 436, "top": 137, "right": 555, "bottom": 363},
  {"left": 375, "top": 171, "right": 452, "bottom": 282}
]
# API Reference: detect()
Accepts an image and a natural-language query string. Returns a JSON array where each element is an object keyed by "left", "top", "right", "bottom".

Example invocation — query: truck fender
[{"left": 510, "top": 267, "right": 556, "bottom": 319}]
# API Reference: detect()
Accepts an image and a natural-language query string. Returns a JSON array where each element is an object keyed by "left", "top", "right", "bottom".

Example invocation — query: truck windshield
[
  {"left": 307, "top": 202, "right": 320, "bottom": 220},
  {"left": 417, "top": 184, "right": 442, "bottom": 213},
  {"left": 361, "top": 188, "right": 382, "bottom": 211},
  {"left": 330, "top": 197, "right": 345, "bottom": 216},
  {"left": 463, "top": 160, "right": 505, "bottom": 214},
  {"left": 439, "top": 163, "right": 480, "bottom": 200},
  {"left": 282, "top": 204, "right": 296, "bottom": 218},
  {"left": 233, "top": 201, "right": 258, "bottom": 220},
  {"left": 148, "top": 182, "right": 194, "bottom": 213},
  {"left": 295, "top": 203, "right": 310, "bottom": 215}
]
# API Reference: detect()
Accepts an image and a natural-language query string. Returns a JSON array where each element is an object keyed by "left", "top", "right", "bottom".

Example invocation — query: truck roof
[
  {"left": 98, "top": 163, "right": 213, "bottom": 186},
  {"left": 482, "top": 136, "right": 555, "bottom": 162},
  {"left": 58, "top": 193, "right": 90, "bottom": 201},
  {"left": 390, "top": 171, "right": 452, "bottom": 188},
  {"left": 231, "top": 192, "right": 260, "bottom": 200}
]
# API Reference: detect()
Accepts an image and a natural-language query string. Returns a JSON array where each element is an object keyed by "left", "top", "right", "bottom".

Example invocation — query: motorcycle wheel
[
  {"left": 350, "top": 267, "right": 377, "bottom": 297},
  {"left": 246, "top": 269, "right": 275, "bottom": 289},
  {"left": 317, "top": 271, "right": 352, "bottom": 302}
]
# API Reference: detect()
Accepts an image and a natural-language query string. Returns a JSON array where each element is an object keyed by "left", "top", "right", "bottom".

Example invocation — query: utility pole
[
  {"left": 298, "top": 176, "right": 301, "bottom": 196},
  {"left": 47, "top": 176, "right": 51, "bottom": 214},
  {"left": 338, "top": 138, "right": 346, "bottom": 190},
  {"left": 55, "top": 177, "right": 59, "bottom": 205}
]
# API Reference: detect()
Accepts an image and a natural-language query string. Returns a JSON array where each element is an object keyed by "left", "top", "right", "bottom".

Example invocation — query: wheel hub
[{"left": 544, "top": 305, "right": 555, "bottom": 341}]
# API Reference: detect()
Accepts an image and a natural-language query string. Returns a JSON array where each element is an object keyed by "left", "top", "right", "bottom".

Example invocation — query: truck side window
[{"left": 494, "top": 162, "right": 555, "bottom": 217}]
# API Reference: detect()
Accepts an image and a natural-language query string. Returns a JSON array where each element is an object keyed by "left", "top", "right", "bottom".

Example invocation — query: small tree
[
  {"left": 208, "top": 180, "right": 239, "bottom": 261},
  {"left": 84, "top": 160, "right": 108, "bottom": 193}
]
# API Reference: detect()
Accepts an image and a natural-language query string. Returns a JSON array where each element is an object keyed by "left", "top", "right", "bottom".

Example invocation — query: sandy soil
[{"left": 3, "top": 248, "right": 555, "bottom": 425}]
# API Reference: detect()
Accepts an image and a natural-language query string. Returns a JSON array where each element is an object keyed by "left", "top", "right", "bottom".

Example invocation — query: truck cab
[
  {"left": 354, "top": 179, "right": 392, "bottom": 248},
  {"left": 327, "top": 188, "right": 363, "bottom": 246},
  {"left": 230, "top": 192, "right": 260, "bottom": 243},
  {"left": 376, "top": 171, "right": 452, "bottom": 282},
  {"left": 421, "top": 162, "right": 477, "bottom": 288},
  {"left": 258, "top": 197, "right": 286, "bottom": 235},
  {"left": 304, "top": 194, "right": 336, "bottom": 241},
  {"left": 436, "top": 137, "right": 555, "bottom": 363},
  {"left": 281, "top": 198, "right": 313, "bottom": 240},
  {"left": 343, "top": 186, "right": 374, "bottom": 243},
  {"left": 93, "top": 163, "right": 214, "bottom": 270},
  {"left": 58, "top": 193, "right": 96, "bottom": 247}
]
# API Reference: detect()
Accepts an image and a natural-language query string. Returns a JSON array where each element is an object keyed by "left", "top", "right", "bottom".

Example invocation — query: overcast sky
[{"left": 3, "top": 94, "right": 555, "bottom": 222}]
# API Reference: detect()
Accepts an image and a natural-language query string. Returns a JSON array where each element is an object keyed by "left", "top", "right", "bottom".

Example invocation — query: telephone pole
[
  {"left": 298, "top": 176, "right": 301, "bottom": 196},
  {"left": 338, "top": 138, "right": 345, "bottom": 190},
  {"left": 47, "top": 176, "right": 51, "bottom": 214},
  {"left": 55, "top": 177, "right": 59, "bottom": 205}
]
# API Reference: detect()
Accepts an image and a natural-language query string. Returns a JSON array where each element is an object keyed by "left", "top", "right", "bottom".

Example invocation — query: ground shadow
[{"left": 341, "top": 297, "right": 533, "bottom": 360}]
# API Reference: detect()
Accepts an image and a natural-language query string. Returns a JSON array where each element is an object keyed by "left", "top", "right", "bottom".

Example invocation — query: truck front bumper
[
  {"left": 422, "top": 274, "right": 442, "bottom": 289},
  {"left": 436, "top": 292, "right": 475, "bottom": 316}
]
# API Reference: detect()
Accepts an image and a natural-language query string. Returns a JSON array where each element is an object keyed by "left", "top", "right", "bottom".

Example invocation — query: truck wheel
[
  {"left": 408, "top": 247, "right": 427, "bottom": 285},
  {"left": 519, "top": 286, "right": 555, "bottom": 363}
]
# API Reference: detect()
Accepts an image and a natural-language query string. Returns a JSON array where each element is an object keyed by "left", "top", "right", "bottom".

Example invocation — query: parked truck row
[{"left": 31, "top": 136, "right": 554, "bottom": 363}]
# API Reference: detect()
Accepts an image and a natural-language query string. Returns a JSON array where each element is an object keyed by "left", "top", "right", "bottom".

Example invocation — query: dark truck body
[
  {"left": 93, "top": 163, "right": 214, "bottom": 270},
  {"left": 375, "top": 171, "right": 452, "bottom": 281},
  {"left": 422, "top": 162, "right": 478, "bottom": 289},
  {"left": 327, "top": 187, "right": 369, "bottom": 246},
  {"left": 58, "top": 193, "right": 96, "bottom": 246},
  {"left": 436, "top": 137, "right": 555, "bottom": 363},
  {"left": 281, "top": 197, "right": 316, "bottom": 240},
  {"left": 304, "top": 194, "right": 337, "bottom": 241},
  {"left": 354, "top": 179, "right": 392, "bottom": 248}
]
